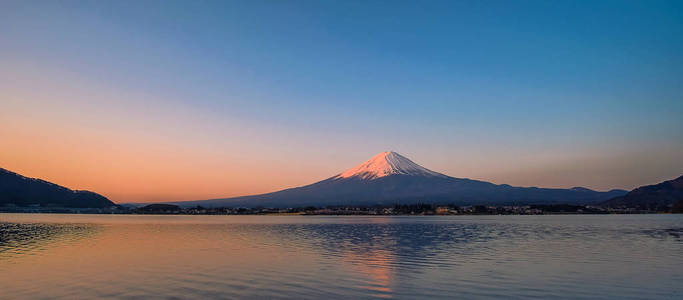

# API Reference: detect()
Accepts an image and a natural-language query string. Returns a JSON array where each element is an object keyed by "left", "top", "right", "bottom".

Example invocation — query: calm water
[{"left": 1, "top": 214, "right": 681, "bottom": 299}]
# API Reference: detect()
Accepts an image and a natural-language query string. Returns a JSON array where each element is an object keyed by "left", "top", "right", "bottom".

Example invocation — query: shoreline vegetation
[{"left": 2, "top": 202, "right": 681, "bottom": 215}]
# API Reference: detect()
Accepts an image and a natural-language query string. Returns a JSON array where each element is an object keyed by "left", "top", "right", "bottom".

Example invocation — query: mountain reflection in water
[{"left": 0, "top": 214, "right": 681, "bottom": 299}]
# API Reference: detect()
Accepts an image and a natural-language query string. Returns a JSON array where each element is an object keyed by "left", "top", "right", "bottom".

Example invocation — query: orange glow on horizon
[{"left": 2, "top": 70, "right": 682, "bottom": 203}]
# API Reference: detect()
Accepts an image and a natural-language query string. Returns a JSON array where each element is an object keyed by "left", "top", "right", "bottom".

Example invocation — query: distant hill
[
  {"left": 601, "top": 175, "right": 683, "bottom": 211},
  {"left": 138, "top": 204, "right": 181, "bottom": 211},
  {"left": 0, "top": 168, "right": 115, "bottom": 208},
  {"left": 170, "top": 151, "right": 628, "bottom": 208}
]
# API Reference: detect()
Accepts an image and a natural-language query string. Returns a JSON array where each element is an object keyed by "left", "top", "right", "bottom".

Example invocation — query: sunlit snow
[{"left": 334, "top": 151, "right": 447, "bottom": 180}]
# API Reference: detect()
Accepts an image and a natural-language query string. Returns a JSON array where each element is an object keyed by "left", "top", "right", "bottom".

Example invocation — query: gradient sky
[{"left": 2, "top": 0, "right": 682, "bottom": 203}]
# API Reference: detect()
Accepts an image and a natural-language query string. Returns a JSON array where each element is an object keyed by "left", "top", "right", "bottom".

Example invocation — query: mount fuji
[{"left": 171, "top": 151, "right": 627, "bottom": 208}]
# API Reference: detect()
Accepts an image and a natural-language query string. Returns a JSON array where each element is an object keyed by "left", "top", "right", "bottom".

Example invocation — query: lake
[{"left": 1, "top": 214, "right": 681, "bottom": 299}]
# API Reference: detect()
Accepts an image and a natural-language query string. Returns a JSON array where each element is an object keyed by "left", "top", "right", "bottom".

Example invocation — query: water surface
[{"left": 1, "top": 214, "right": 681, "bottom": 299}]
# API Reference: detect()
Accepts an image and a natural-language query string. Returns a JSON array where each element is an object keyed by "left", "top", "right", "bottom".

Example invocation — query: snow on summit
[{"left": 334, "top": 151, "right": 447, "bottom": 180}]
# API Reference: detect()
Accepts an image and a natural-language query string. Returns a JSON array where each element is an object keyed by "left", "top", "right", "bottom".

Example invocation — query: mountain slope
[
  {"left": 172, "top": 151, "right": 627, "bottom": 208},
  {"left": 334, "top": 151, "right": 447, "bottom": 179},
  {"left": 0, "top": 168, "right": 115, "bottom": 208},
  {"left": 601, "top": 175, "right": 683, "bottom": 211}
]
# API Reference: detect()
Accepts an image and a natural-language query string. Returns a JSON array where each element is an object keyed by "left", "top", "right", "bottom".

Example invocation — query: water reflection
[
  {"left": 0, "top": 214, "right": 681, "bottom": 300},
  {"left": 0, "top": 222, "right": 100, "bottom": 260},
  {"left": 342, "top": 247, "right": 395, "bottom": 298},
  {"left": 640, "top": 227, "right": 683, "bottom": 239}
]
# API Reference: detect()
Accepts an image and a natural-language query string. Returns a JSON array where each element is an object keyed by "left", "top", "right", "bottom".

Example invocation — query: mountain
[
  {"left": 601, "top": 175, "right": 683, "bottom": 211},
  {"left": 172, "top": 151, "right": 627, "bottom": 208},
  {"left": 0, "top": 168, "right": 115, "bottom": 208}
]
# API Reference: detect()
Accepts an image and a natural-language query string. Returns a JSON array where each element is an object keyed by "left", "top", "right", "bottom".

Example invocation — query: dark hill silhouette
[
  {"left": 601, "top": 175, "right": 683, "bottom": 211},
  {"left": 0, "top": 168, "right": 115, "bottom": 208},
  {"left": 138, "top": 204, "right": 181, "bottom": 211}
]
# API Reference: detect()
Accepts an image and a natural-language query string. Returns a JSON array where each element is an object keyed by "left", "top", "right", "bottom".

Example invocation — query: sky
[{"left": 1, "top": 0, "right": 682, "bottom": 203}]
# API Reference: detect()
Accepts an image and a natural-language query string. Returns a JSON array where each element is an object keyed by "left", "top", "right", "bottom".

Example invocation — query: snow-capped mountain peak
[{"left": 334, "top": 151, "right": 446, "bottom": 180}]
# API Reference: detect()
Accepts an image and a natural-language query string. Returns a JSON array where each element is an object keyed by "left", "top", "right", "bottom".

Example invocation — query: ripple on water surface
[
  {"left": 0, "top": 222, "right": 100, "bottom": 260},
  {"left": 0, "top": 214, "right": 681, "bottom": 300}
]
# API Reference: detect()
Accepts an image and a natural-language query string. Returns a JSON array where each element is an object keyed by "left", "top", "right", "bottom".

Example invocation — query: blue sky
[{"left": 1, "top": 0, "right": 682, "bottom": 201}]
